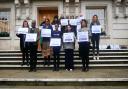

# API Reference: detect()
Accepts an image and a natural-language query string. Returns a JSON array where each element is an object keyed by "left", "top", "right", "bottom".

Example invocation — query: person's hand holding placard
[
  {"left": 25, "top": 33, "right": 37, "bottom": 42},
  {"left": 41, "top": 28, "right": 51, "bottom": 37},
  {"left": 77, "top": 32, "right": 89, "bottom": 42},
  {"left": 77, "top": 25, "right": 81, "bottom": 32},
  {"left": 69, "top": 19, "right": 77, "bottom": 26},
  {"left": 91, "top": 25, "right": 101, "bottom": 33},
  {"left": 60, "top": 19, "right": 68, "bottom": 26},
  {"left": 50, "top": 38, "right": 61, "bottom": 47},
  {"left": 17, "top": 28, "right": 28, "bottom": 34},
  {"left": 63, "top": 32, "right": 74, "bottom": 42}
]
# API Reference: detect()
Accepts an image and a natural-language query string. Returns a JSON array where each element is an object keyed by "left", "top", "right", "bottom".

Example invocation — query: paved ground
[
  {"left": 0, "top": 86, "right": 128, "bottom": 89},
  {"left": 0, "top": 69, "right": 128, "bottom": 89},
  {"left": 0, "top": 69, "right": 128, "bottom": 78}
]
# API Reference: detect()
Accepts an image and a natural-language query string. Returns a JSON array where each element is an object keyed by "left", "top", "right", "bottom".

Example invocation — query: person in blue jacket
[
  {"left": 51, "top": 24, "right": 62, "bottom": 71},
  {"left": 41, "top": 18, "right": 53, "bottom": 66}
]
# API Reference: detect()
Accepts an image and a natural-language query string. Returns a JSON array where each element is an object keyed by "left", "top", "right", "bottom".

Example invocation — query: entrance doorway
[
  {"left": 37, "top": 7, "right": 58, "bottom": 50},
  {"left": 38, "top": 7, "right": 58, "bottom": 25}
]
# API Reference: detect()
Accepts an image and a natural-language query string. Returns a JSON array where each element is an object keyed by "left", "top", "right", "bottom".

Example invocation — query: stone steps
[
  {"left": 0, "top": 49, "right": 128, "bottom": 68},
  {"left": 0, "top": 78, "right": 128, "bottom": 86}
]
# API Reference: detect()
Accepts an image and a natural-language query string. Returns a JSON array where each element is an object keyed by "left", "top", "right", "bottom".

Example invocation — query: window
[
  {"left": 86, "top": 7, "right": 107, "bottom": 36},
  {"left": 0, "top": 9, "right": 10, "bottom": 37},
  {"left": 69, "top": 2, "right": 75, "bottom": 16}
]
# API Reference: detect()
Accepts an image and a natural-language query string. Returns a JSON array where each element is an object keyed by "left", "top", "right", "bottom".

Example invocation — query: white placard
[
  {"left": 79, "top": 16, "right": 84, "bottom": 20},
  {"left": 69, "top": 19, "right": 77, "bottom": 25},
  {"left": 52, "top": 25, "right": 55, "bottom": 31},
  {"left": 110, "top": 44, "right": 120, "bottom": 50},
  {"left": 25, "top": 33, "right": 37, "bottom": 42},
  {"left": 63, "top": 32, "right": 74, "bottom": 42},
  {"left": 52, "top": 25, "right": 55, "bottom": 30},
  {"left": 60, "top": 19, "right": 68, "bottom": 26},
  {"left": 91, "top": 25, "right": 101, "bottom": 33},
  {"left": 52, "top": 25, "right": 61, "bottom": 31},
  {"left": 41, "top": 29, "right": 51, "bottom": 37},
  {"left": 76, "top": 19, "right": 81, "bottom": 25},
  {"left": 50, "top": 38, "right": 61, "bottom": 47},
  {"left": 17, "top": 28, "right": 28, "bottom": 34},
  {"left": 99, "top": 45, "right": 107, "bottom": 50},
  {"left": 77, "top": 25, "right": 81, "bottom": 32},
  {"left": 39, "top": 26, "right": 43, "bottom": 30},
  {"left": 77, "top": 32, "right": 89, "bottom": 42},
  {"left": 58, "top": 26, "right": 61, "bottom": 31}
]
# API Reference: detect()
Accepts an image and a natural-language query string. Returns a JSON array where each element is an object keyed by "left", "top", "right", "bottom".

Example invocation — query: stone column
[
  {"left": 124, "top": 0, "right": 128, "bottom": 18},
  {"left": 75, "top": 0, "right": 80, "bottom": 17},
  {"left": 24, "top": 0, "right": 30, "bottom": 20},
  {"left": 15, "top": 0, "right": 21, "bottom": 20},
  {"left": 114, "top": 0, "right": 122, "bottom": 18},
  {"left": 65, "top": 0, "right": 69, "bottom": 16}
]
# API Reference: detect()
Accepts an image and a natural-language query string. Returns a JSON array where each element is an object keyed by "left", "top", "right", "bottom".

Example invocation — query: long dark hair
[
  {"left": 91, "top": 15, "right": 100, "bottom": 25},
  {"left": 92, "top": 15, "right": 99, "bottom": 22},
  {"left": 81, "top": 19, "right": 88, "bottom": 28},
  {"left": 65, "top": 24, "right": 73, "bottom": 32},
  {"left": 52, "top": 15, "right": 60, "bottom": 25}
]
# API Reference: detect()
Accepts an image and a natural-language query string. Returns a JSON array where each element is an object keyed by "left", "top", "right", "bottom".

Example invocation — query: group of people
[{"left": 16, "top": 14, "right": 101, "bottom": 72}]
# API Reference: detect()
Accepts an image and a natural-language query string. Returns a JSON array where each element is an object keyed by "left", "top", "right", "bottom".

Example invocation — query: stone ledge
[
  {"left": 0, "top": 37, "right": 11, "bottom": 40},
  {"left": 100, "top": 36, "right": 110, "bottom": 39},
  {"left": 0, "top": 78, "right": 128, "bottom": 86},
  {"left": 0, "top": 78, "right": 128, "bottom": 82}
]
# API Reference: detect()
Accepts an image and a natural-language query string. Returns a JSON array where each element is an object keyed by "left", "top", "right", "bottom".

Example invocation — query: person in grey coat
[
  {"left": 78, "top": 19, "right": 90, "bottom": 72},
  {"left": 63, "top": 25, "right": 75, "bottom": 71}
]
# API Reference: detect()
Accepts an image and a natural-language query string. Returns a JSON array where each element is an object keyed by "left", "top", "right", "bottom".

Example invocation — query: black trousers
[
  {"left": 65, "top": 49, "right": 74, "bottom": 70},
  {"left": 29, "top": 43, "right": 37, "bottom": 70},
  {"left": 53, "top": 47, "right": 61, "bottom": 70},
  {"left": 53, "top": 53, "right": 60, "bottom": 70},
  {"left": 21, "top": 43, "right": 29, "bottom": 64},
  {"left": 79, "top": 42, "right": 90, "bottom": 69},
  {"left": 91, "top": 34, "right": 100, "bottom": 56}
]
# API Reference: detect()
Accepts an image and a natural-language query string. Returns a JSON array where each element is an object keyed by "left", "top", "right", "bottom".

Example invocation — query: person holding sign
[
  {"left": 90, "top": 15, "right": 101, "bottom": 60},
  {"left": 52, "top": 15, "right": 60, "bottom": 25},
  {"left": 52, "top": 15, "right": 61, "bottom": 31},
  {"left": 27, "top": 20, "right": 39, "bottom": 72},
  {"left": 78, "top": 19, "right": 90, "bottom": 72},
  {"left": 16, "top": 20, "right": 29, "bottom": 66},
  {"left": 63, "top": 25, "right": 75, "bottom": 71},
  {"left": 40, "top": 16, "right": 46, "bottom": 26},
  {"left": 41, "top": 18, "right": 53, "bottom": 66},
  {"left": 51, "top": 24, "right": 62, "bottom": 71},
  {"left": 59, "top": 15, "right": 67, "bottom": 35}
]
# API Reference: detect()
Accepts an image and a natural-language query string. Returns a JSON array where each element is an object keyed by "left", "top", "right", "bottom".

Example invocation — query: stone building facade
[{"left": 0, "top": 0, "right": 128, "bottom": 50}]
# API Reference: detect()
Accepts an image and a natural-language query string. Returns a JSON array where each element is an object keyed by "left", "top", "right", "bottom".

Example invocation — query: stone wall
[{"left": 0, "top": 0, "right": 127, "bottom": 50}]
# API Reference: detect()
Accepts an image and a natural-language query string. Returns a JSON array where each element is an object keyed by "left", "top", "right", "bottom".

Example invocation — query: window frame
[
  {"left": 86, "top": 6, "right": 107, "bottom": 36},
  {"left": 81, "top": 0, "right": 113, "bottom": 38},
  {"left": 0, "top": 9, "right": 11, "bottom": 37},
  {"left": 0, "top": 3, "right": 14, "bottom": 39}
]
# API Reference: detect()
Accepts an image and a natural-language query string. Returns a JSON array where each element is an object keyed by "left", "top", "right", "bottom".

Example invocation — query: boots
[{"left": 44, "top": 56, "right": 50, "bottom": 66}]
